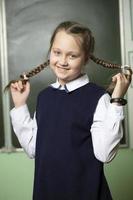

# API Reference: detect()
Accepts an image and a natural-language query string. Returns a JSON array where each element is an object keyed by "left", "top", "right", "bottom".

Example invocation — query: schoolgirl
[{"left": 9, "top": 21, "right": 132, "bottom": 200}]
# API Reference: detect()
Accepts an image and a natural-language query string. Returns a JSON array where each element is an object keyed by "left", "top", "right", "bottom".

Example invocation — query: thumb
[
  {"left": 112, "top": 75, "right": 117, "bottom": 82},
  {"left": 21, "top": 81, "right": 30, "bottom": 93},
  {"left": 26, "top": 81, "right": 30, "bottom": 89}
]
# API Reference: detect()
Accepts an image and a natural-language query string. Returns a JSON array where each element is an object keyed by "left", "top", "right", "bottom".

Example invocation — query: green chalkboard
[{"left": 0, "top": 0, "right": 123, "bottom": 148}]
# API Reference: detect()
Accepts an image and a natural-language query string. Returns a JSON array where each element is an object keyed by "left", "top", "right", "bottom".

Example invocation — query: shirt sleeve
[
  {"left": 90, "top": 93, "right": 124, "bottom": 163},
  {"left": 10, "top": 104, "right": 37, "bottom": 158}
]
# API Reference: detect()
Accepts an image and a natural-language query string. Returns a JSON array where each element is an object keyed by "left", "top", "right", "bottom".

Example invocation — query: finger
[
  {"left": 20, "top": 80, "right": 30, "bottom": 93},
  {"left": 14, "top": 82, "right": 22, "bottom": 92},
  {"left": 112, "top": 73, "right": 123, "bottom": 82},
  {"left": 118, "top": 73, "right": 131, "bottom": 85},
  {"left": 125, "top": 74, "right": 132, "bottom": 82},
  {"left": 123, "top": 68, "right": 133, "bottom": 76},
  {"left": 10, "top": 82, "right": 16, "bottom": 89},
  {"left": 26, "top": 81, "right": 30, "bottom": 90},
  {"left": 112, "top": 74, "right": 118, "bottom": 82},
  {"left": 124, "top": 68, "right": 132, "bottom": 82},
  {"left": 18, "top": 80, "right": 24, "bottom": 90},
  {"left": 10, "top": 82, "right": 19, "bottom": 90},
  {"left": 112, "top": 76, "right": 116, "bottom": 82},
  {"left": 18, "top": 80, "right": 27, "bottom": 93}
]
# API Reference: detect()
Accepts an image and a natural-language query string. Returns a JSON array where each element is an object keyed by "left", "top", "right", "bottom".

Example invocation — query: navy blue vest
[{"left": 33, "top": 82, "right": 112, "bottom": 200}]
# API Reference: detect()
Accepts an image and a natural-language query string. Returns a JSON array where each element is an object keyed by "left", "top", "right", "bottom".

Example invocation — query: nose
[{"left": 59, "top": 55, "right": 68, "bottom": 67}]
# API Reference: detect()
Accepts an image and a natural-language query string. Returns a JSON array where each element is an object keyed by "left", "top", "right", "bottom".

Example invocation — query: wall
[
  {"left": 119, "top": 0, "right": 133, "bottom": 148},
  {"left": 105, "top": 149, "right": 133, "bottom": 200},
  {"left": 0, "top": 149, "right": 133, "bottom": 200},
  {"left": 0, "top": 153, "right": 34, "bottom": 200}
]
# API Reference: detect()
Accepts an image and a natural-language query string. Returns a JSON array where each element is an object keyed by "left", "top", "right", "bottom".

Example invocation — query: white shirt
[{"left": 10, "top": 74, "right": 124, "bottom": 163}]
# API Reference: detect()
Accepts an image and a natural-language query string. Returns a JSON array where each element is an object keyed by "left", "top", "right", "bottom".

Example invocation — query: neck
[{"left": 58, "top": 73, "right": 84, "bottom": 86}]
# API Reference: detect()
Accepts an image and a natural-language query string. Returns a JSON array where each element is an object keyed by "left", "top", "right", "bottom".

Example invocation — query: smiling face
[{"left": 49, "top": 30, "right": 86, "bottom": 85}]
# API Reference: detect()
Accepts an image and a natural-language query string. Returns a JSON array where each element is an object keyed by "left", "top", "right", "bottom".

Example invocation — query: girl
[{"left": 9, "top": 21, "right": 132, "bottom": 200}]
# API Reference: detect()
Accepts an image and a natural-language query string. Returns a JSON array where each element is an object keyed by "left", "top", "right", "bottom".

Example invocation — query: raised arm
[{"left": 10, "top": 80, "right": 36, "bottom": 158}]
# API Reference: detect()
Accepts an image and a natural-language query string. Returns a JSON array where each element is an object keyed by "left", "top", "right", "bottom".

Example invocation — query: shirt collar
[{"left": 50, "top": 74, "right": 89, "bottom": 93}]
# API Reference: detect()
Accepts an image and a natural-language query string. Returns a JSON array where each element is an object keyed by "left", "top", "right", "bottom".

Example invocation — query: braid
[
  {"left": 89, "top": 55, "right": 122, "bottom": 94},
  {"left": 90, "top": 54, "right": 121, "bottom": 69},
  {"left": 20, "top": 60, "right": 49, "bottom": 79},
  {"left": 4, "top": 60, "right": 49, "bottom": 91}
]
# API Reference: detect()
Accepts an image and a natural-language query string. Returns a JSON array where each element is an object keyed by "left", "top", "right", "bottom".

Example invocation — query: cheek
[
  {"left": 49, "top": 54, "right": 57, "bottom": 67},
  {"left": 71, "top": 60, "right": 84, "bottom": 71}
]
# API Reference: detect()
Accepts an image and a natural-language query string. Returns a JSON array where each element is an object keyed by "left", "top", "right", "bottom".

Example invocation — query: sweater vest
[{"left": 33, "top": 82, "right": 112, "bottom": 200}]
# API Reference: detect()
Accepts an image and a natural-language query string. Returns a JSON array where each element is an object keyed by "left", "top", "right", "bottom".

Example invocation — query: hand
[
  {"left": 10, "top": 80, "right": 30, "bottom": 108},
  {"left": 111, "top": 70, "right": 132, "bottom": 98}
]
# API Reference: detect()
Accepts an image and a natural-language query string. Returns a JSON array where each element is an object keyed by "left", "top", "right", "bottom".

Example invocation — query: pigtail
[
  {"left": 20, "top": 60, "right": 49, "bottom": 79},
  {"left": 89, "top": 54, "right": 132, "bottom": 94},
  {"left": 90, "top": 54, "right": 121, "bottom": 69},
  {"left": 4, "top": 60, "right": 49, "bottom": 91},
  {"left": 90, "top": 54, "right": 122, "bottom": 94}
]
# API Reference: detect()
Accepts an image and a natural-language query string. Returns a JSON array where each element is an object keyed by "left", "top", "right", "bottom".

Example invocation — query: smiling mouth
[{"left": 57, "top": 66, "right": 70, "bottom": 70}]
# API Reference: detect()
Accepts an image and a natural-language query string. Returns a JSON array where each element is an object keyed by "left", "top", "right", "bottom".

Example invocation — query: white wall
[{"left": 119, "top": 0, "right": 133, "bottom": 148}]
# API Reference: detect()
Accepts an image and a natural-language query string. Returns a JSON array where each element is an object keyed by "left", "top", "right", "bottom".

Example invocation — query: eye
[
  {"left": 69, "top": 54, "right": 77, "bottom": 59},
  {"left": 53, "top": 50, "right": 61, "bottom": 56}
]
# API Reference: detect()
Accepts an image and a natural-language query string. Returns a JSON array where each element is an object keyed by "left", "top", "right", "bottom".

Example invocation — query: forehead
[{"left": 52, "top": 30, "right": 83, "bottom": 51}]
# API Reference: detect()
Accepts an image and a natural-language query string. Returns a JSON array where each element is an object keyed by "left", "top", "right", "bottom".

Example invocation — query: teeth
[{"left": 57, "top": 66, "right": 69, "bottom": 70}]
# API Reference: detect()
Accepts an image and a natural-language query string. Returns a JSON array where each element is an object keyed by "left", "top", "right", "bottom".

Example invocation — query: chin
[
  {"left": 58, "top": 76, "right": 68, "bottom": 83},
  {"left": 55, "top": 72, "right": 68, "bottom": 79}
]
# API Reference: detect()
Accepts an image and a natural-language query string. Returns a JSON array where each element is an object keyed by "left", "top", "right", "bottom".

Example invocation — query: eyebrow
[{"left": 52, "top": 48, "right": 80, "bottom": 54}]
